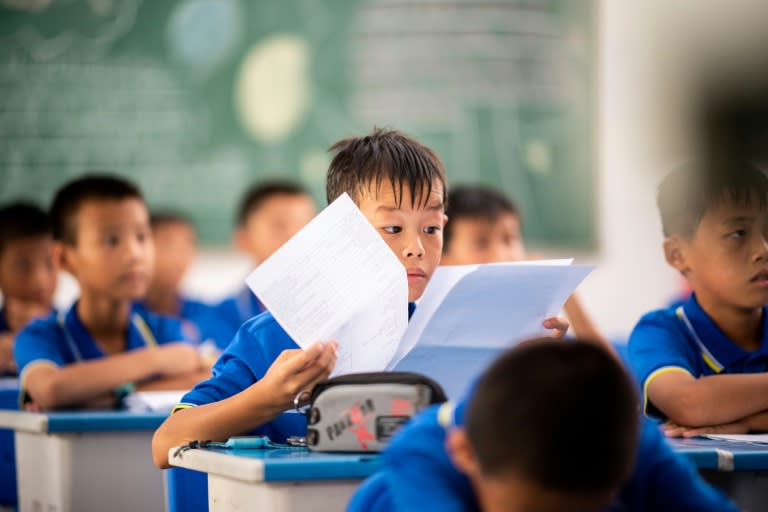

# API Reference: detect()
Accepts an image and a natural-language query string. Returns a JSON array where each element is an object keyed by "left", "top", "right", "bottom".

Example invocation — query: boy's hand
[
  {"left": 151, "top": 343, "right": 203, "bottom": 376},
  {"left": 542, "top": 316, "right": 569, "bottom": 338},
  {"left": 260, "top": 341, "right": 338, "bottom": 410},
  {"left": 5, "top": 298, "right": 50, "bottom": 332},
  {"left": 661, "top": 419, "right": 750, "bottom": 438}
]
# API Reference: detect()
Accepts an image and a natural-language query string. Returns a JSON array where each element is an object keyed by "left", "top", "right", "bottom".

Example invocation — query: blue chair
[
  {"left": 0, "top": 378, "right": 19, "bottom": 507},
  {"left": 166, "top": 468, "right": 208, "bottom": 512}
]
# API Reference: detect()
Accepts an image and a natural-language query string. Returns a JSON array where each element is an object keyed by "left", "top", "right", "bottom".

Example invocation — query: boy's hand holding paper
[{"left": 246, "top": 194, "right": 594, "bottom": 396}]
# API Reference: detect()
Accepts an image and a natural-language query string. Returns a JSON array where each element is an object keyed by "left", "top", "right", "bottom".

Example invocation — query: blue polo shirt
[
  {"left": 628, "top": 293, "right": 768, "bottom": 417},
  {"left": 214, "top": 287, "right": 265, "bottom": 346},
  {"left": 135, "top": 297, "right": 235, "bottom": 349},
  {"left": 348, "top": 401, "right": 737, "bottom": 512},
  {"left": 14, "top": 301, "right": 188, "bottom": 399}
]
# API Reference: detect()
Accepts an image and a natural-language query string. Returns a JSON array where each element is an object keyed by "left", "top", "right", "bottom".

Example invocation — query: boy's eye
[
  {"left": 137, "top": 232, "right": 147, "bottom": 243},
  {"left": 105, "top": 235, "right": 120, "bottom": 247},
  {"left": 383, "top": 226, "right": 402, "bottom": 234},
  {"left": 727, "top": 229, "right": 746, "bottom": 239},
  {"left": 424, "top": 226, "right": 441, "bottom": 235}
]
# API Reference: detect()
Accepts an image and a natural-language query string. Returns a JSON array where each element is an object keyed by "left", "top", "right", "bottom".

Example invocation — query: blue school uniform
[
  {"left": 135, "top": 297, "right": 234, "bottom": 349},
  {"left": 14, "top": 302, "right": 188, "bottom": 403},
  {"left": 348, "top": 401, "right": 737, "bottom": 512},
  {"left": 176, "top": 304, "right": 417, "bottom": 442},
  {"left": 628, "top": 293, "right": 768, "bottom": 417},
  {"left": 214, "top": 287, "right": 265, "bottom": 342}
]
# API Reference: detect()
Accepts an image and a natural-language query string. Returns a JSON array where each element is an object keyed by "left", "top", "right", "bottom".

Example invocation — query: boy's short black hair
[
  {"left": 326, "top": 127, "right": 447, "bottom": 207},
  {"left": 444, "top": 185, "right": 520, "bottom": 251},
  {"left": 657, "top": 159, "right": 768, "bottom": 237},
  {"left": 236, "top": 180, "right": 309, "bottom": 227},
  {"left": 150, "top": 211, "right": 195, "bottom": 231},
  {"left": 50, "top": 174, "right": 144, "bottom": 244},
  {"left": 466, "top": 339, "right": 638, "bottom": 495},
  {"left": 0, "top": 201, "right": 52, "bottom": 255}
]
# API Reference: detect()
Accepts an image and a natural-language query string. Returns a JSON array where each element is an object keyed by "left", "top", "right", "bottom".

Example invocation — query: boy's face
[
  {"left": 0, "top": 235, "right": 57, "bottom": 307},
  {"left": 356, "top": 180, "right": 446, "bottom": 302},
  {"left": 447, "top": 429, "right": 614, "bottom": 512},
  {"left": 151, "top": 221, "right": 196, "bottom": 291},
  {"left": 665, "top": 199, "right": 768, "bottom": 311},
  {"left": 238, "top": 194, "right": 316, "bottom": 264},
  {"left": 59, "top": 198, "right": 154, "bottom": 301},
  {"left": 442, "top": 213, "right": 525, "bottom": 265}
]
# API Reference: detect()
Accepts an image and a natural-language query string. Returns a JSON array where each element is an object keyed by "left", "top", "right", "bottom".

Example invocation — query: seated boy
[
  {"left": 441, "top": 184, "right": 606, "bottom": 344},
  {"left": 349, "top": 338, "right": 736, "bottom": 512},
  {"left": 152, "top": 128, "right": 568, "bottom": 468},
  {"left": 215, "top": 180, "right": 316, "bottom": 341},
  {"left": 141, "top": 211, "right": 230, "bottom": 349},
  {"left": 0, "top": 202, "right": 58, "bottom": 375},
  {"left": 629, "top": 160, "right": 768, "bottom": 436},
  {"left": 14, "top": 175, "right": 210, "bottom": 410}
]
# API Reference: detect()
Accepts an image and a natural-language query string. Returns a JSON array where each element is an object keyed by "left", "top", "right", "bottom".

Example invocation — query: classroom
[{"left": 1, "top": 0, "right": 768, "bottom": 511}]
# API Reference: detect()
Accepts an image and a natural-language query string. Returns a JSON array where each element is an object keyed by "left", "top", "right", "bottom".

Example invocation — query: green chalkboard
[{"left": 0, "top": 0, "right": 595, "bottom": 248}]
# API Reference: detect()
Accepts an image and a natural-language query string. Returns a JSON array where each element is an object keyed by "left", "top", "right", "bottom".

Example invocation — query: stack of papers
[{"left": 247, "top": 194, "right": 594, "bottom": 399}]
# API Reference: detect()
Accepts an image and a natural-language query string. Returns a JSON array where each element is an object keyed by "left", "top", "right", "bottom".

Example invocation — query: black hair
[
  {"left": 444, "top": 185, "right": 520, "bottom": 252},
  {"left": 326, "top": 127, "right": 447, "bottom": 208},
  {"left": 0, "top": 201, "right": 52, "bottom": 255},
  {"left": 236, "top": 180, "right": 309, "bottom": 227},
  {"left": 466, "top": 339, "right": 639, "bottom": 495},
  {"left": 49, "top": 174, "right": 144, "bottom": 244},
  {"left": 657, "top": 159, "right": 768, "bottom": 237},
  {"left": 150, "top": 211, "right": 195, "bottom": 231}
]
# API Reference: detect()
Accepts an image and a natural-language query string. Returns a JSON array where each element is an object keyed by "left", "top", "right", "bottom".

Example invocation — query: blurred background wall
[{"left": 2, "top": 0, "right": 768, "bottom": 340}]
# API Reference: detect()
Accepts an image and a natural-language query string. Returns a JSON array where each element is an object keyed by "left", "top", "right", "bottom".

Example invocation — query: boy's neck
[
  {"left": 697, "top": 295, "right": 764, "bottom": 352},
  {"left": 144, "top": 287, "right": 179, "bottom": 316},
  {"left": 76, "top": 293, "right": 132, "bottom": 351}
]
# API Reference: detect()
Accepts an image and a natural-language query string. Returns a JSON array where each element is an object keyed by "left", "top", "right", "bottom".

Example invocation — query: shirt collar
[
  {"left": 63, "top": 302, "right": 152, "bottom": 359},
  {"left": 681, "top": 293, "right": 768, "bottom": 370}
]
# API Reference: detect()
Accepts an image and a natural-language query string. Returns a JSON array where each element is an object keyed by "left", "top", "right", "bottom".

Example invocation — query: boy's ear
[
  {"left": 663, "top": 236, "right": 689, "bottom": 274},
  {"left": 446, "top": 428, "right": 481, "bottom": 478},
  {"left": 234, "top": 227, "right": 251, "bottom": 254},
  {"left": 52, "top": 241, "right": 74, "bottom": 275}
]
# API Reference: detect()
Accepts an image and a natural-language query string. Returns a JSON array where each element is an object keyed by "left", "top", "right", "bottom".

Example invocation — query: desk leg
[
  {"left": 15, "top": 431, "right": 164, "bottom": 512},
  {"left": 208, "top": 476, "right": 360, "bottom": 512}
]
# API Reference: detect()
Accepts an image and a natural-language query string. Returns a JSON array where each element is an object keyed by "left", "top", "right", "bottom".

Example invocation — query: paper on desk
[
  {"left": 123, "top": 391, "right": 186, "bottom": 413},
  {"left": 389, "top": 262, "right": 594, "bottom": 397},
  {"left": 246, "top": 193, "right": 408, "bottom": 376},
  {"left": 704, "top": 434, "right": 768, "bottom": 444}
]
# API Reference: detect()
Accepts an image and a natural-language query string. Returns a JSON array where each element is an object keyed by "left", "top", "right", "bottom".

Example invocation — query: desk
[
  {"left": 670, "top": 437, "right": 768, "bottom": 471},
  {"left": 0, "top": 410, "right": 167, "bottom": 512},
  {"left": 670, "top": 437, "right": 768, "bottom": 510},
  {"left": 168, "top": 445, "right": 380, "bottom": 512}
]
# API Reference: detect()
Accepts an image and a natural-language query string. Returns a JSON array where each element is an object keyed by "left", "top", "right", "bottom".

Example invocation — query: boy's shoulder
[
  {"left": 15, "top": 309, "right": 60, "bottom": 339},
  {"left": 216, "top": 311, "right": 297, "bottom": 368}
]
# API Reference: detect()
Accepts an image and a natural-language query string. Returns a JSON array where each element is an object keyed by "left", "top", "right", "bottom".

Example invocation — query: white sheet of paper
[
  {"left": 704, "top": 434, "right": 768, "bottom": 444},
  {"left": 123, "top": 391, "right": 186, "bottom": 413},
  {"left": 246, "top": 193, "right": 408, "bottom": 376},
  {"left": 389, "top": 262, "right": 594, "bottom": 396}
]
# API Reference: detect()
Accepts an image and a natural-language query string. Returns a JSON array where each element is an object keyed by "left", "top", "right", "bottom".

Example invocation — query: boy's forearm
[
  {"left": 151, "top": 382, "right": 287, "bottom": 469},
  {"left": 654, "top": 373, "right": 768, "bottom": 427},
  {"left": 745, "top": 410, "right": 768, "bottom": 433},
  {"left": 27, "top": 350, "right": 158, "bottom": 409},
  {"left": 562, "top": 294, "right": 609, "bottom": 346}
]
